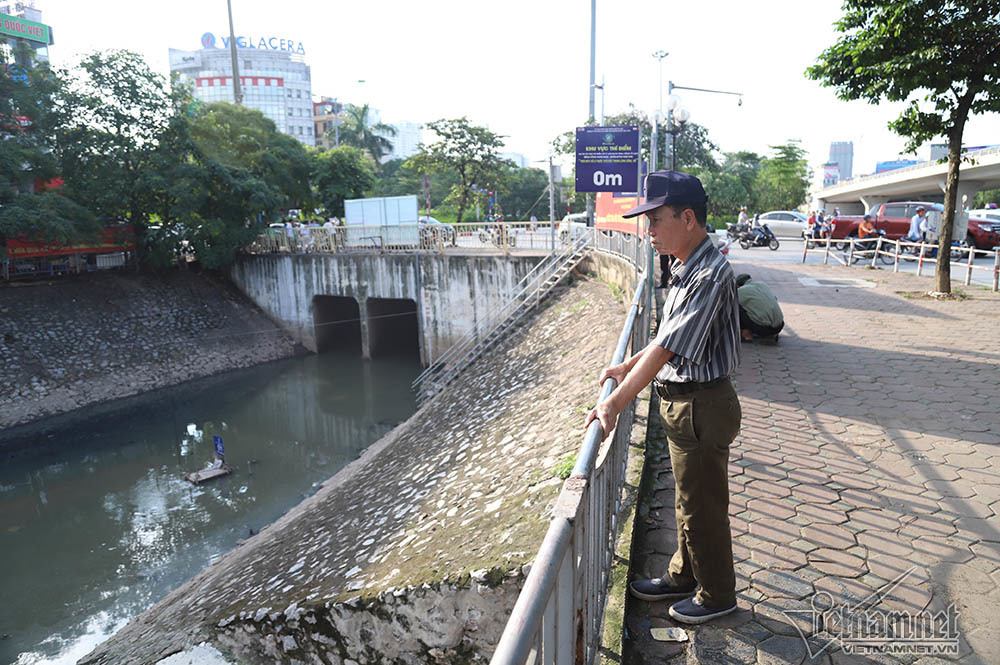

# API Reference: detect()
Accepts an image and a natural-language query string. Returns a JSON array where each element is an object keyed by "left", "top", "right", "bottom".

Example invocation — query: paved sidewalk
[{"left": 625, "top": 259, "right": 1000, "bottom": 665}]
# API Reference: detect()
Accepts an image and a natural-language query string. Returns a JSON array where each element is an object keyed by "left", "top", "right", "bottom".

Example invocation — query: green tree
[
  {"left": 312, "top": 146, "right": 376, "bottom": 217},
  {"left": 406, "top": 118, "right": 509, "bottom": 223},
  {"left": 188, "top": 101, "right": 312, "bottom": 210},
  {"left": 140, "top": 100, "right": 312, "bottom": 269},
  {"left": 807, "top": 0, "right": 1000, "bottom": 294},
  {"left": 498, "top": 166, "right": 549, "bottom": 220},
  {"left": 50, "top": 50, "right": 179, "bottom": 262},
  {"left": 335, "top": 103, "right": 396, "bottom": 166},
  {"left": 974, "top": 189, "right": 1000, "bottom": 208},
  {"left": 755, "top": 142, "right": 809, "bottom": 212},
  {"left": 0, "top": 48, "right": 97, "bottom": 245}
]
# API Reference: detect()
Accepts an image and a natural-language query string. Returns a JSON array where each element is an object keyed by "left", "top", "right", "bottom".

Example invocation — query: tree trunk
[{"left": 935, "top": 91, "right": 975, "bottom": 294}]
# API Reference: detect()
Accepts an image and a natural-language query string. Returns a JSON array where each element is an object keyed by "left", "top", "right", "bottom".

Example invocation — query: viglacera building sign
[
  {"left": 0, "top": 13, "right": 52, "bottom": 45},
  {"left": 201, "top": 31, "right": 304, "bottom": 55}
]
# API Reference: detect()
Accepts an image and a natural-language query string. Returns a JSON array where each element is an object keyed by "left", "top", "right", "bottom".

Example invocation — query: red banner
[
  {"left": 5, "top": 226, "right": 135, "bottom": 259},
  {"left": 595, "top": 191, "right": 646, "bottom": 236}
]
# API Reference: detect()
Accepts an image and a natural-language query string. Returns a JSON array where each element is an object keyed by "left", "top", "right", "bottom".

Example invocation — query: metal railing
[
  {"left": 246, "top": 221, "right": 585, "bottom": 256},
  {"left": 801, "top": 235, "right": 1000, "bottom": 290},
  {"left": 412, "top": 229, "right": 595, "bottom": 404},
  {"left": 491, "top": 270, "right": 650, "bottom": 665}
]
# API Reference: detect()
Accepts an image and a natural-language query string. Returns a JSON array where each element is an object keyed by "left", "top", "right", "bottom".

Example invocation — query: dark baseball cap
[{"left": 623, "top": 170, "right": 708, "bottom": 219}]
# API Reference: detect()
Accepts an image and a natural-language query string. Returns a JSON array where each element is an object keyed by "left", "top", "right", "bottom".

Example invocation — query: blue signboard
[
  {"left": 213, "top": 435, "right": 225, "bottom": 458},
  {"left": 575, "top": 126, "right": 640, "bottom": 193}
]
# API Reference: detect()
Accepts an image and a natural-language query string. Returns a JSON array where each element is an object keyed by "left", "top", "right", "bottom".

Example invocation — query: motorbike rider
[
  {"left": 813, "top": 209, "right": 826, "bottom": 239},
  {"left": 907, "top": 207, "right": 927, "bottom": 242},
  {"left": 751, "top": 213, "right": 766, "bottom": 242},
  {"left": 737, "top": 206, "right": 749, "bottom": 226},
  {"left": 857, "top": 214, "right": 880, "bottom": 252}
]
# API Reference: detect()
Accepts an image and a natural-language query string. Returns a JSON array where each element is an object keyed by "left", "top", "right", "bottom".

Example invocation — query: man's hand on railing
[
  {"left": 585, "top": 400, "right": 619, "bottom": 442},
  {"left": 598, "top": 362, "right": 629, "bottom": 388}
]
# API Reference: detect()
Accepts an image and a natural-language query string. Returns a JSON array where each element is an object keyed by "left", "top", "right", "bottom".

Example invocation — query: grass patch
[
  {"left": 553, "top": 454, "right": 577, "bottom": 480},
  {"left": 570, "top": 299, "right": 589, "bottom": 313}
]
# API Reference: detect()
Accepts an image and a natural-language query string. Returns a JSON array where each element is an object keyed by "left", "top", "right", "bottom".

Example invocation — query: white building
[
  {"left": 502, "top": 152, "right": 529, "bottom": 168},
  {"left": 169, "top": 32, "right": 314, "bottom": 147},
  {"left": 383, "top": 121, "right": 423, "bottom": 162},
  {"left": 828, "top": 141, "right": 854, "bottom": 180}
]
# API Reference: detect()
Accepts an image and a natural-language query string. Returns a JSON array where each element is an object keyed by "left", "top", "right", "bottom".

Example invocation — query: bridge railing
[
  {"left": 245, "top": 222, "right": 585, "bottom": 255},
  {"left": 490, "top": 234, "right": 652, "bottom": 665}
]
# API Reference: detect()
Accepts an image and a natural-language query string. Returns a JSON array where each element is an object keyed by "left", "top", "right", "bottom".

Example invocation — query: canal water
[{"left": 0, "top": 350, "right": 421, "bottom": 665}]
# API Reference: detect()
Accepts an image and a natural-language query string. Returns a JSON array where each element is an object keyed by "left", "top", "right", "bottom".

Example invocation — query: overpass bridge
[{"left": 813, "top": 145, "right": 1000, "bottom": 234}]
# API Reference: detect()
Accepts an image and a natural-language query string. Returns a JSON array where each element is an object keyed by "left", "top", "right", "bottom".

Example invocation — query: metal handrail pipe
[
  {"left": 571, "top": 280, "right": 644, "bottom": 478},
  {"left": 490, "top": 519, "right": 574, "bottom": 665}
]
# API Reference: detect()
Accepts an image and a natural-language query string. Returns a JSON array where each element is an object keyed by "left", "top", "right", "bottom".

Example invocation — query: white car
[
  {"left": 559, "top": 212, "right": 590, "bottom": 241},
  {"left": 757, "top": 210, "right": 808, "bottom": 238},
  {"left": 966, "top": 208, "right": 1000, "bottom": 223}
]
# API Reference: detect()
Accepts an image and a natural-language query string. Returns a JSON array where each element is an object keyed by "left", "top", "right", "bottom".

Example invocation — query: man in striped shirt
[{"left": 585, "top": 170, "right": 742, "bottom": 624}]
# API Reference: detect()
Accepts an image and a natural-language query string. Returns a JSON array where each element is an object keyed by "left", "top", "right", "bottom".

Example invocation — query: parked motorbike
[{"left": 737, "top": 224, "right": 780, "bottom": 251}]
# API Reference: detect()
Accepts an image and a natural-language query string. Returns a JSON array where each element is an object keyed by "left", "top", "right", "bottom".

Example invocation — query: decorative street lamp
[
  {"left": 650, "top": 50, "right": 669, "bottom": 172},
  {"left": 665, "top": 80, "right": 743, "bottom": 171}
]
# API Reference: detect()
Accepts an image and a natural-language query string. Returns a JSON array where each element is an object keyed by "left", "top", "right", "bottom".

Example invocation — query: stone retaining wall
[{"left": 0, "top": 270, "right": 299, "bottom": 436}]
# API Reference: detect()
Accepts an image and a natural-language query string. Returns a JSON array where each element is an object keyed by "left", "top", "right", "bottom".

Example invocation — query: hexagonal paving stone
[
  {"left": 808, "top": 548, "right": 867, "bottom": 578},
  {"left": 752, "top": 597, "right": 816, "bottom": 637},
  {"left": 936, "top": 497, "right": 995, "bottom": 519},
  {"left": 795, "top": 502, "right": 850, "bottom": 525},
  {"left": 847, "top": 509, "right": 905, "bottom": 533},
  {"left": 750, "top": 542, "right": 809, "bottom": 571},
  {"left": 792, "top": 484, "right": 842, "bottom": 505},
  {"left": 746, "top": 479, "right": 793, "bottom": 499},
  {"left": 952, "top": 516, "right": 1000, "bottom": 543},
  {"left": 757, "top": 634, "right": 808, "bottom": 665},
  {"left": 688, "top": 625, "right": 756, "bottom": 665},
  {"left": 899, "top": 514, "right": 958, "bottom": 539},
  {"left": 855, "top": 530, "right": 913, "bottom": 558},
  {"left": 751, "top": 518, "right": 801, "bottom": 544},
  {"left": 839, "top": 489, "right": 890, "bottom": 510},
  {"left": 746, "top": 497, "right": 797, "bottom": 521},
  {"left": 812, "top": 574, "right": 879, "bottom": 607},
  {"left": 751, "top": 569, "right": 815, "bottom": 599},
  {"left": 910, "top": 535, "right": 975, "bottom": 565},
  {"left": 923, "top": 478, "right": 977, "bottom": 499},
  {"left": 801, "top": 524, "right": 857, "bottom": 550}
]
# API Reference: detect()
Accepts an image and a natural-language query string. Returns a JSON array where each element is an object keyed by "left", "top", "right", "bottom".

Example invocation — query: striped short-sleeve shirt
[{"left": 654, "top": 235, "right": 741, "bottom": 383}]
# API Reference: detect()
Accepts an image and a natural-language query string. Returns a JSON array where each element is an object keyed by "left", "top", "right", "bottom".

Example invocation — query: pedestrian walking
[{"left": 585, "top": 169, "right": 742, "bottom": 624}]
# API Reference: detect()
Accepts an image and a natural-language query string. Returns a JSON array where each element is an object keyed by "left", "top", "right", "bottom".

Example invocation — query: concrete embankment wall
[
  {"left": 82, "top": 252, "right": 643, "bottom": 665},
  {"left": 229, "top": 253, "right": 543, "bottom": 364},
  {"left": 0, "top": 270, "right": 298, "bottom": 438}
]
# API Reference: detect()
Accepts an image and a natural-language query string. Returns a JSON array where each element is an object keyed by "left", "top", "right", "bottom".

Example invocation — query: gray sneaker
[
  {"left": 628, "top": 578, "right": 697, "bottom": 602},
  {"left": 668, "top": 596, "right": 737, "bottom": 624}
]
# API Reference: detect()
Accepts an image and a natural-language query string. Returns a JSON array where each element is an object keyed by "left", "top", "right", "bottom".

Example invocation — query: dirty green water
[{"left": 0, "top": 350, "right": 420, "bottom": 665}]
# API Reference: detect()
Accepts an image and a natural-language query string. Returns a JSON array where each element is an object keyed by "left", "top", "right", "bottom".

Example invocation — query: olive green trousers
[{"left": 659, "top": 378, "right": 742, "bottom": 607}]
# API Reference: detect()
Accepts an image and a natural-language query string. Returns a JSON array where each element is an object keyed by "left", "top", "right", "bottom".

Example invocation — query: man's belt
[{"left": 654, "top": 376, "right": 729, "bottom": 398}]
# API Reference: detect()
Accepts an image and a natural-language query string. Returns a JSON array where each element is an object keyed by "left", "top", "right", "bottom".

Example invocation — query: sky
[{"left": 31, "top": 0, "right": 1000, "bottom": 180}]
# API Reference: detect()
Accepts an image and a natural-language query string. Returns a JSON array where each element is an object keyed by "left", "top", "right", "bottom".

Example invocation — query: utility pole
[
  {"left": 651, "top": 51, "right": 668, "bottom": 172},
  {"left": 226, "top": 0, "right": 242, "bottom": 105},
  {"left": 585, "top": 0, "right": 597, "bottom": 225}
]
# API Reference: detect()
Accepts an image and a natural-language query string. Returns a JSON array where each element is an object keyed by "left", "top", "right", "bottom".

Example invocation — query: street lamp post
[
  {"left": 591, "top": 75, "right": 605, "bottom": 125},
  {"left": 651, "top": 50, "right": 668, "bottom": 172},
  {"left": 665, "top": 80, "right": 743, "bottom": 170},
  {"left": 226, "top": 0, "right": 242, "bottom": 105}
]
